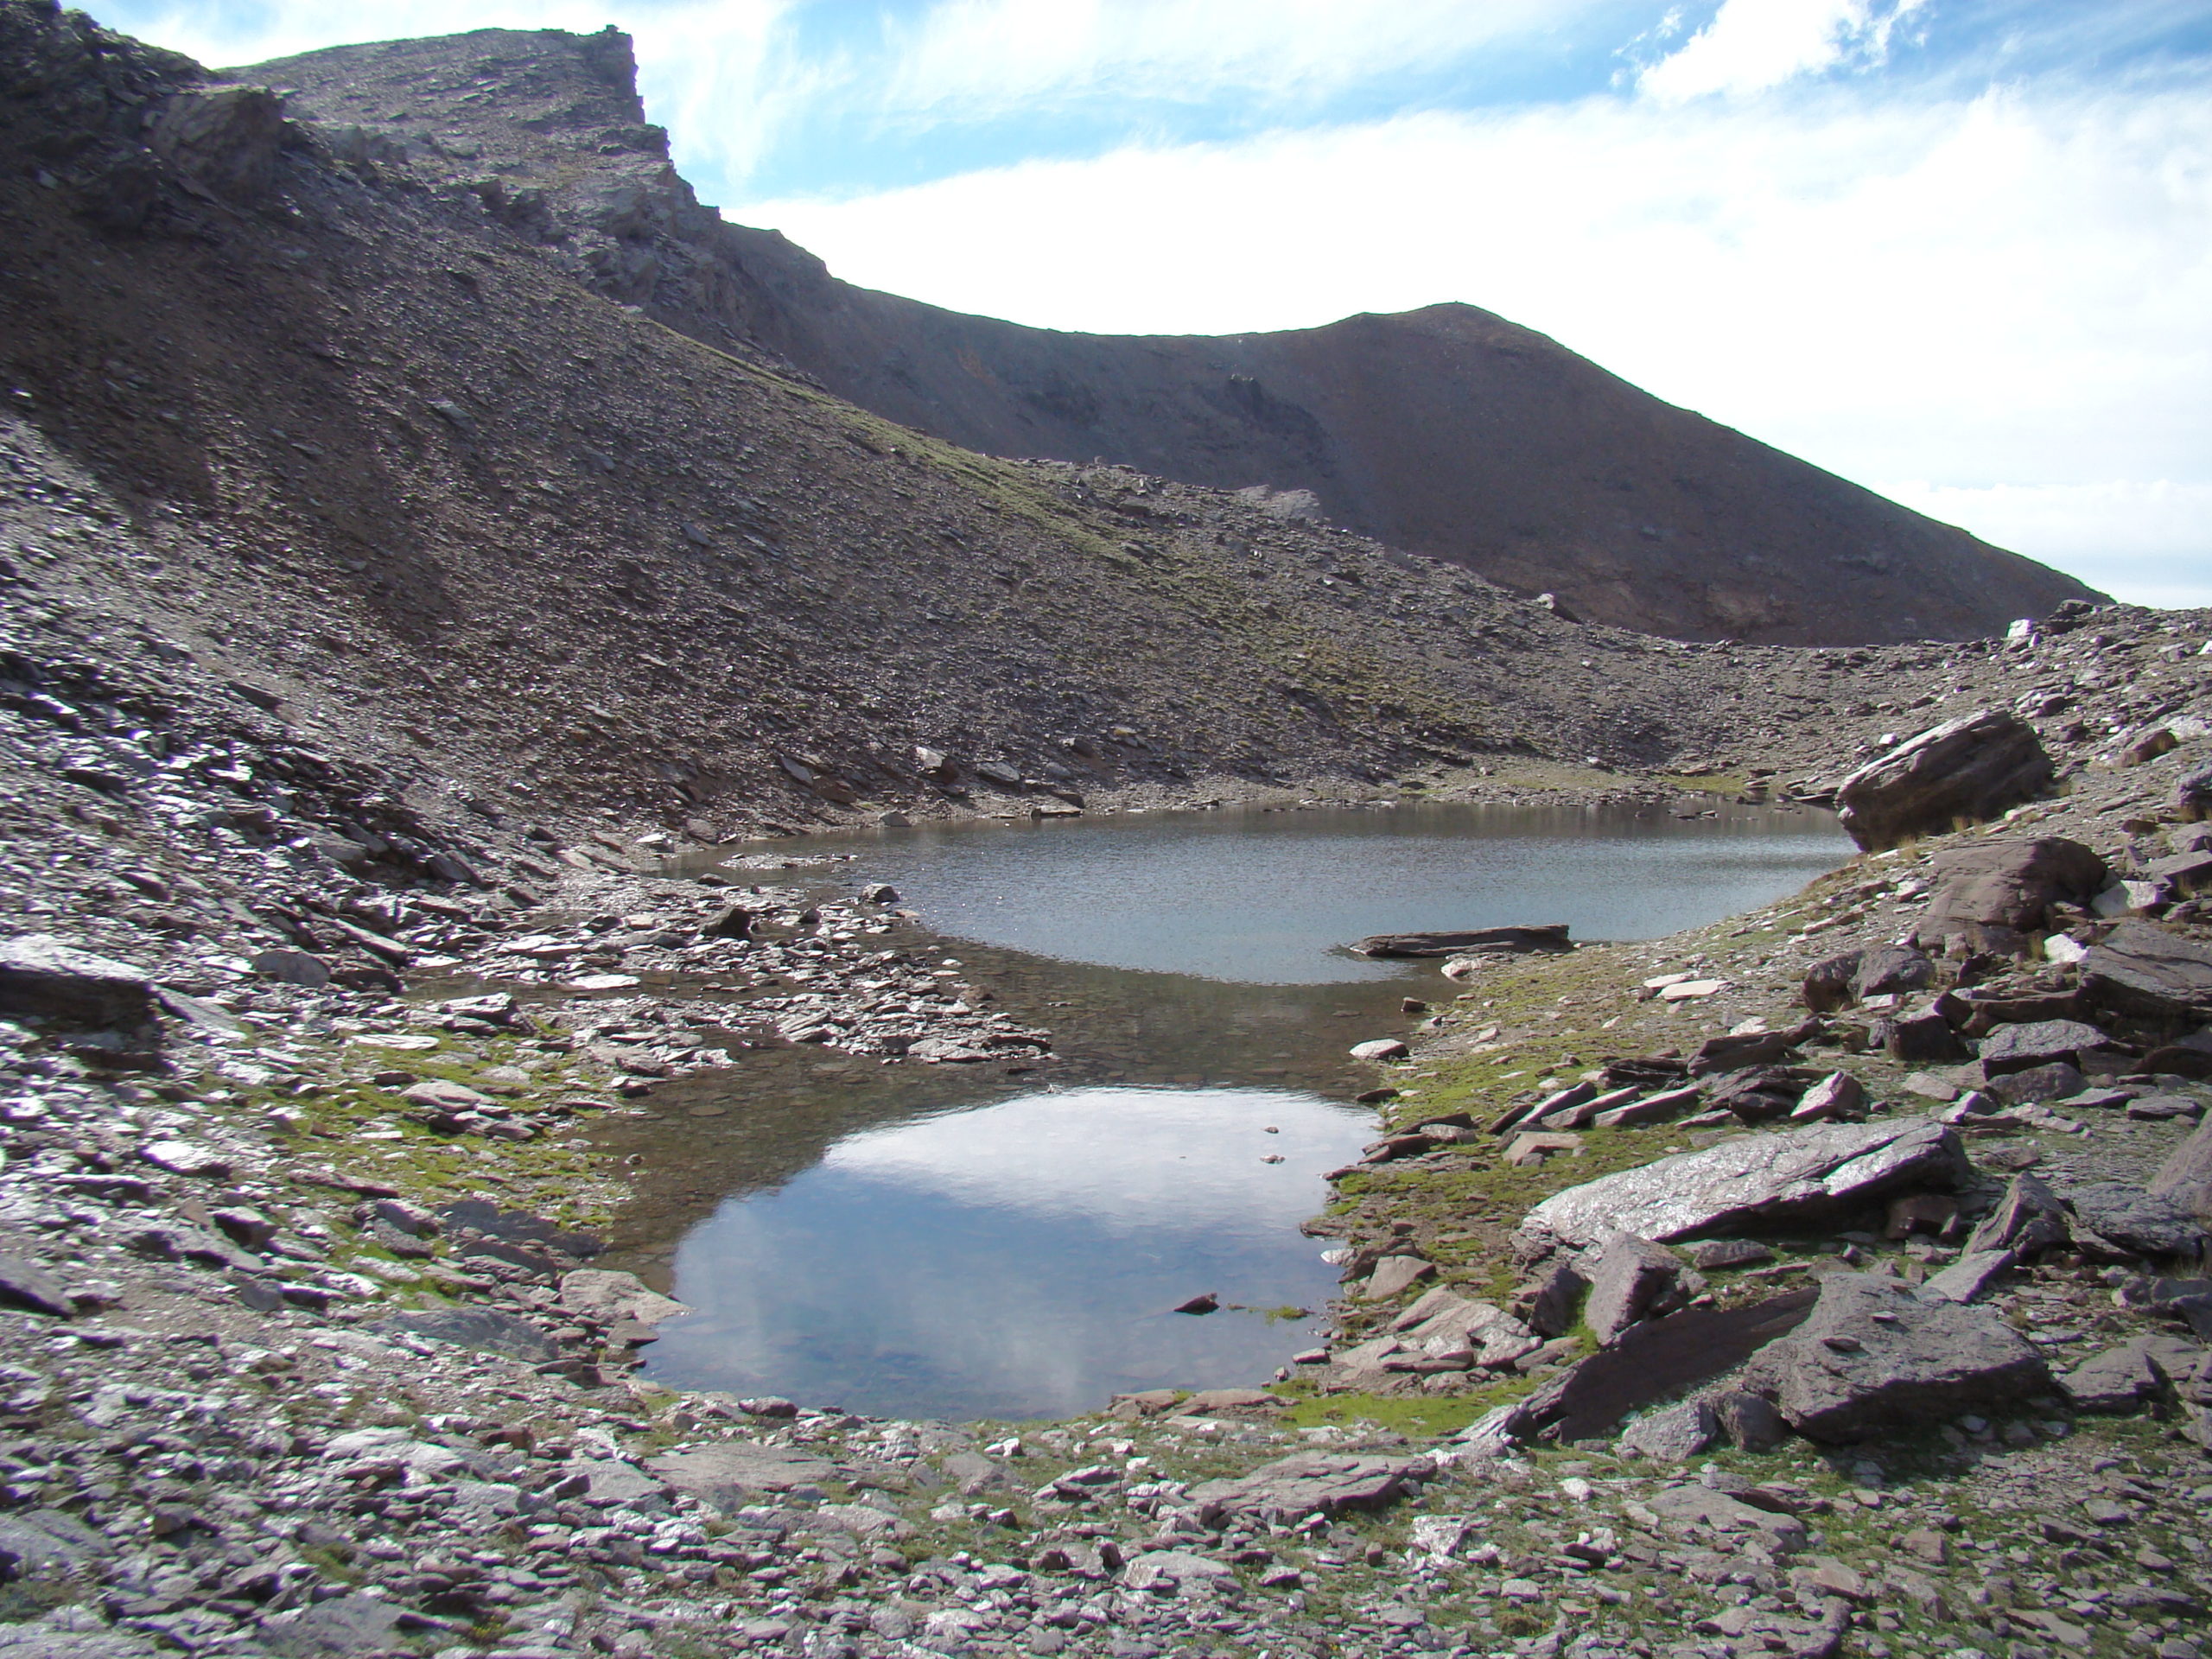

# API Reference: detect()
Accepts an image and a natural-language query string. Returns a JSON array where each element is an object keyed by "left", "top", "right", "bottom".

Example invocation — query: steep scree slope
[
  {"left": 3, "top": 0, "right": 1818, "bottom": 845},
  {"left": 236, "top": 25, "right": 2103, "bottom": 648}
]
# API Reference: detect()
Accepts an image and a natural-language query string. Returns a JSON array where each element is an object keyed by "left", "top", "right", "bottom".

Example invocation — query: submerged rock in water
[{"left": 1350, "top": 925, "right": 1572, "bottom": 958}]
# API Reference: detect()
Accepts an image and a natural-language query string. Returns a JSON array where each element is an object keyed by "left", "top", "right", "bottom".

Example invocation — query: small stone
[
  {"left": 1350, "top": 1038, "right": 1409, "bottom": 1061},
  {"left": 1897, "top": 1527, "right": 1950, "bottom": 1565}
]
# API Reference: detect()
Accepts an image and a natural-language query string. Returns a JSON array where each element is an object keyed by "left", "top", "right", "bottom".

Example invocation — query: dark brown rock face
[
  {"left": 1835, "top": 710, "right": 2056, "bottom": 851},
  {"left": 240, "top": 29, "right": 2104, "bottom": 647},
  {"left": 1918, "top": 836, "right": 2107, "bottom": 952}
]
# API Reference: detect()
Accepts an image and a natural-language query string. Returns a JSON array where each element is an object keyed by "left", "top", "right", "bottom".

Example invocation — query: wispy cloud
[
  {"left": 1636, "top": 0, "right": 1928, "bottom": 101},
  {"left": 871, "top": 0, "right": 1582, "bottom": 118}
]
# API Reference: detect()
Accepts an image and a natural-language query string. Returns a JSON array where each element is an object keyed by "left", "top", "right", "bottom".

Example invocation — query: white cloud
[
  {"left": 736, "top": 81, "right": 2212, "bottom": 603},
  {"left": 1638, "top": 0, "right": 1926, "bottom": 102},
  {"left": 1881, "top": 480, "right": 2212, "bottom": 609},
  {"left": 825, "top": 1087, "right": 1368, "bottom": 1231}
]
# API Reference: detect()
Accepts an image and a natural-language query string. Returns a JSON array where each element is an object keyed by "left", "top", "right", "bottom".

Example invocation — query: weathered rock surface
[
  {"left": 1739, "top": 1273, "right": 2052, "bottom": 1441},
  {"left": 1522, "top": 1116, "right": 1969, "bottom": 1249},
  {"left": 0, "top": 935, "right": 152, "bottom": 1025},
  {"left": 1187, "top": 1452, "right": 1432, "bottom": 1525},
  {"left": 1834, "top": 711, "right": 2056, "bottom": 851},
  {"left": 1581, "top": 1233, "right": 1687, "bottom": 1344},
  {"left": 2065, "top": 1184, "right": 2206, "bottom": 1258},
  {"left": 2061, "top": 1333, "right": 2204, "bottom": 1412},
  {"left": 1918, "top": 836, "right": 2107, "bottom": 952},
  {"left": 647, "top": 1442, "right": 837, "bottom": 1506},
  {"left": 559, "top": 1267, "right": 690, "bottom": 1325},
  {"left": 2152, "top": 1113, "right": 2212, "bottom": 1222},
  {"left": 2082, "top": 918, "right": 2212, "bottom": 1020}
]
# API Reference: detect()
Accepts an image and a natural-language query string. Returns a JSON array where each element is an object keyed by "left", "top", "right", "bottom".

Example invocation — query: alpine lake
[{"left": 587, "top": 798, "right": 1853, "bottom": 1421}]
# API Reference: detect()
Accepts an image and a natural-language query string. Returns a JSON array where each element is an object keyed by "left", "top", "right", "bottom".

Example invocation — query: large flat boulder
[
  {"left": 1351, "top": 925, "right": 1572, "bottom": 959},
  {"left": 1187, "top": 1452, "right": 1433, "bottom": 1525},
  {"left": 0, "top": 936, "right": 154, "bottom": 1026},
  {"left": 2065, "top": 1184, "right": 2208, "bottom": 1259},
  {"left": 1835, "top": 711, "right": 2054, "bottom": 852},
  {"left": 1739, "top": 1273, "right": 2050, "bottom": 1442},
  {"left": 1521, "top": 1117, "right": 1970, "bottom": 1250},
  {"left": 2082, "top": 919, "right": 2212, "bottom": 1020},
  {"left": 647, "top": 1442, "right": 837, "bottom": 1509}
]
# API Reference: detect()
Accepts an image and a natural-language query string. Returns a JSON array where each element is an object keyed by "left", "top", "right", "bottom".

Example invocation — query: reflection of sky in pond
[
  {"left": 644, "top": 1087, "right": 1371, "bottom": 1421},
  {"left": 822, "top": 801, "right": 1849, "bottom": 982}
]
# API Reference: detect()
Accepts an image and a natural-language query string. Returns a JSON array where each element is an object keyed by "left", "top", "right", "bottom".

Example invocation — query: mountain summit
[{"left": 240, "top": 25, "right": 2103, "bottom": 646}]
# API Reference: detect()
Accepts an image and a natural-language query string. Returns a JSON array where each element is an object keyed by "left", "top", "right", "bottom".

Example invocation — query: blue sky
[{"left": 95, "top": 0, "right": 2212, "bottom": 608}]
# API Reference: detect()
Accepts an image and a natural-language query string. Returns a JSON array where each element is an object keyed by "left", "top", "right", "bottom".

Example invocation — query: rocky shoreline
[{"left": 0, "top": 601, "right": 2206, "bottom": 1659}]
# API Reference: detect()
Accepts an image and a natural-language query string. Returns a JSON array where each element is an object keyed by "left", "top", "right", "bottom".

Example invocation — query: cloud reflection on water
[{"left": 645, "top": 1087, "right": 1370, "bottom": 1420}]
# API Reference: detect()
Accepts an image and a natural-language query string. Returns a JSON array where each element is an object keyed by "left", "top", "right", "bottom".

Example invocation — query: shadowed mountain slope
[{"left": 238, "top": 25, "right": 2104, "bottom": 646}]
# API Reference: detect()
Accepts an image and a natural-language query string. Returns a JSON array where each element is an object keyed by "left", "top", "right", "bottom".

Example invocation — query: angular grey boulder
[
  {"left": 648, "top": 1442, "right": 838, "bottom": 1508},
  {"left": 1978, "top": 1019, "right": 2114, "bottom": 1077},
  {"left": 1618, "top": 1399, "right": 1716, "bottom": 1461},
  {"left": 1835, "top": 710, "right": 2054, "bottom": 852},
  {"left": 2082, "top": 919, "right": 2212, "bottom": 1020},
  {"left": 1582, "top": 1233, "right": 1687, "bottom": 1344},
  {"left": 2152, "top": 1114, "right": 2212, "bottom": 1224},
  {"left": 2065, "top": 1185, "right": 2207, "bottom": 1259},
  {"left": 0, "top": 935, "right": 154, "bottom": 1026},
  {"left": 2060, "top": 1334, "right": 2205, "bottom": 1413},
  {"left": 1522, "top": 1116, "right": 1969, "bottom": 1250},
  {"left": 1739, "top": 1273, "right": 2050, "bottom": 1442}
]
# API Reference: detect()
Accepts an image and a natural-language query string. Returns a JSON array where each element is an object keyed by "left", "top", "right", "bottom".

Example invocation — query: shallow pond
[
  {"left": 830, "top": 798, "right": 1850, "bottom": 982},
  {"left": 613, "top": 800, "right": 1851, "bottom": 1417},
  {"left": 642, "top": 1086, "right": 1370, "bottom": 1421}
]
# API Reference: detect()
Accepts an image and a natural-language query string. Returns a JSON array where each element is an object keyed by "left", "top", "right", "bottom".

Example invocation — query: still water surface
[
  {"left": 837, "top": 799, "right": 1850, "bottom": 982},
  {"left": 625, "top": 801, "right": 1852, "bottom": 1417},
  {"left": 644, "top": 1087, "right": 1369, "bottom": 1420}
]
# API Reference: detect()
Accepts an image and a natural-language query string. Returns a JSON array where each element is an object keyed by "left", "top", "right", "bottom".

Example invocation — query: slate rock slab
[
  {"left": 375, "top": 1306, "right": 560, "bottom": 1363},
  {"left": 2082, "top": 919, "right": 2212, "bottom": 1020},
  {"left": 1351, "top": 925, "right": 1571, "bottom": 958},
  {"left": 1582, "top": 1233, "right": 1683, "bottom": 1344},
  {"left": 0, "top": 1254, "right": 76, "bottom": 1318},
  {"left": 1647, "top": 1484, "right": 1809, "bottom": 1551},
  {"left": 2061, "top": 1334, "right": 2206, "bottom": 1413},
  {"left": 0, "top": 934, "right": 153, "bottom": 1025},
  {"left": 1740, "top": 1273, "right": 2050, "bottom": 1442},
  {"left": 1834, "top": 710, "right": 2054, "bottom": 852},
  {"left": 1978, "top": 1019, "right": 2114, "bottom": 1077},
  {"left": 1618, "top": 1399, "right": 1717, "bottom": 1461},
  {"left": 558, "top": 1268, "right": 690, "bottom": 1326},
  {"left": 1187, "top": 1452, "right": 1433, "bottom": 1524},
  {"left": 0, "top": 1615, "right": 163, "bottom": 1658},
  {"left": 1484, "top": 1291, "right": 1816, "bottom": 1446},
  {"left": 257, "top": 1592, "right": 428, "bottom": 1656},
  {"left": 2065, "top": 1185, "right": 2207, "bottom": 1259},
  {"left": 1522, "top": 1117, "right": 1969, "bottom": 1249},
  {"left": 647, "top": 1442, "right": 838, "bottom": 1509}
]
